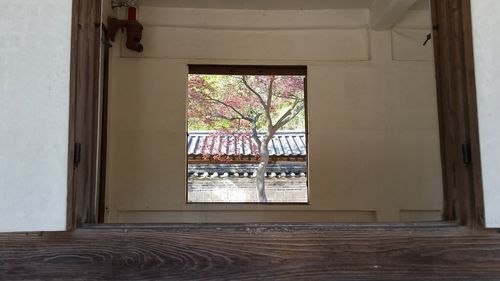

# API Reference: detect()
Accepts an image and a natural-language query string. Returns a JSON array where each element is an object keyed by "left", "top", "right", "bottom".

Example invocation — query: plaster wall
[
  {"left": 105, "top": 7, "right": 442, "bottom": 223},
  {"left": 0, "top": 0, "right": 72, "bottom": 231},
  {"left": 471, "top": 0, "right": 500, "bottom": 228}
]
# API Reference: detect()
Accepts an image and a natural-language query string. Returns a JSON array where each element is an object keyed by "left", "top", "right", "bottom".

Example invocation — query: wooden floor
[{"left": 1, "top": 223, "right": 500, "bottom": 280}]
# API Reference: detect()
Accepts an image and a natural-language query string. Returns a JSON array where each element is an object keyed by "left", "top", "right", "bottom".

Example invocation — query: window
[
  {"left": 73, "top": 0, "right": 483, "bottom": 227},
  {"left": 98, "top": 2, "right": 448, "bottom": 223},
  {"left": 187, "top": 66, "right": 308, "bottom": 203}
]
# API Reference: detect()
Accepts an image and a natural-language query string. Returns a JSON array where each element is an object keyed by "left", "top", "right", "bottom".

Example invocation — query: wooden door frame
[
  {"left": 68, "top": 0, "right": 102, "bottom": 229},
  {"left": 69, "top": 0, "right": 486, "bottom": 230},
  {"left": 431, "top": 0, "right": 484, "bottom": 229},
  {"left": 70, "top": 0, "right": 486, "bottom": 230}
]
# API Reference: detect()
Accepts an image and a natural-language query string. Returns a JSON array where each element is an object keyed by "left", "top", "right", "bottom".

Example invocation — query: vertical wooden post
[
  {"left": 431, "top": 0, "right": 484, "bottom": 228},
  {"left": 69, "top": 0, "right": 103, "bottom": 228}
]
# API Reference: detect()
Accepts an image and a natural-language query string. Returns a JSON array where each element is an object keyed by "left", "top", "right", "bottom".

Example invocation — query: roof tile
[{"left": 187, "top": 131, "right": 306, "bottom": 157}]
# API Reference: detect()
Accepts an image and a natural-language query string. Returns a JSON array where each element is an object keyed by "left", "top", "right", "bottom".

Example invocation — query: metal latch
[
  {"left": 74, "top": 143, "right": 81, "bottom": 168},
  {"left": 462, "top": 143, "right": 471, "bottom": 165}
]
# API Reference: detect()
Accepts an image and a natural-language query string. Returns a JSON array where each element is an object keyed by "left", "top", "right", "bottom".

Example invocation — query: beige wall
[{"left": 104, "top": 6, "right": 442, "bottom": 223}]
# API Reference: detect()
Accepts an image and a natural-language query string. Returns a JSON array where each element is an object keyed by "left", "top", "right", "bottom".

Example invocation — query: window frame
[
  {"left": 186, "top": 65, "right": 309, "bottom": 205},
  {"left": 69, "top": 0, "right": 485, "bottom": 230}
]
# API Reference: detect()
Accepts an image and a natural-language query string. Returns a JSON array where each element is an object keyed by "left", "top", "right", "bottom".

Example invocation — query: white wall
[
  {"left": 471, "top": 0, "right": 500, "bottom": 228},
  {"left": 105, "top": 7, "right": 442, "bottom": 223},
  {"left": 0, "top": 0, "right": 72, "bottom": 232}
]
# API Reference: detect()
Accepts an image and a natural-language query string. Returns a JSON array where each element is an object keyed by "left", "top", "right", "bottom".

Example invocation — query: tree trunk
[{"left": 256, "top": 138, "right": 270, "bottom": 202}]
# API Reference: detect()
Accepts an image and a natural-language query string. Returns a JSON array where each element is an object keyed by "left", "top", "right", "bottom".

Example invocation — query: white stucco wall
[
  {"left": 0, "top": 0, "right": 72, "bottom": 232},
  {"left": 471, "top": 0, "right": 500, "bottom": 228}
]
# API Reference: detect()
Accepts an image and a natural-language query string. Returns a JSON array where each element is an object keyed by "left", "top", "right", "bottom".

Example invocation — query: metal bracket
[
  {"left": 111, "top": 0, "right": 137, "bottom": 9},
  {"left": 101, "top": 24, "right": 113, "bottom": 48}
]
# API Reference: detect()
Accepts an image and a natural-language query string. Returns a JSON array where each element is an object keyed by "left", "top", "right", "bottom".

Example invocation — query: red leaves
[{"left": 187, "top": 73, "right": 305, "bottom": 158}]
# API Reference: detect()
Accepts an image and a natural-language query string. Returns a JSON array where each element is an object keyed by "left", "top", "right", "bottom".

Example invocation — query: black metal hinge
[
  {"left": 462, "top": 142, "right": 471, "bottom": 165},
  {"left": 74, "top": 143, "right": 81, "bottom": 168}
]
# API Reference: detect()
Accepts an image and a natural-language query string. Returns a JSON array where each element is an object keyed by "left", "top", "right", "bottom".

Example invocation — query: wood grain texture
[
  {"left": 1, "top": 224, "right": 500, "bottom": 280},
  {"left": 459, "top": 0, "right": 485, "bottom": 228},
  {"left": 66, "top": 0, "right": 79, "bottom": 230},
  {"left": 71, "top": 0, "right": 102, "bottom": 227},
  {"left": 98, "top": 28, "right": 111, "bottom": 223},
  {"left": 189, "top": 65, "right": 307, "bottom": 75},
  {"left": 430, "top": 0, "right": 484, "bottom": 227}
]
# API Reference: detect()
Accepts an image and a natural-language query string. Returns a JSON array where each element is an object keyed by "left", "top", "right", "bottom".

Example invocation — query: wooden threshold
[
  {"left": 80, "top": 221, "right": 459, "bottom": 230},
  {"left": 1, "top": 224, "right": 500, "bottom": 280}
]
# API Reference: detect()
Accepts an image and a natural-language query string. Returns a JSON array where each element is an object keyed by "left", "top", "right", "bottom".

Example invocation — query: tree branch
[
  {"left": 266, "top": 77, "right": 275, "bottom": 111},
  {"left": 264, "top": 77, "right": 276, "bottom": 133},
  {"left": 272, "top": 100, "right": 304, "bottom": 131},
  {"left": 250, "top": 113, "right": 262, "bottom": 148},
  {"left": 242, "top": 76, "right": 267, "bottom": 108},
  {"left": 272, "top": 92, "right": 303, "bottom": 101},
  {"left": 212, "top": 115, "right": 242, "bottom": 122},
  {"left": 203, "top": 95, "right": 252, "bottom": 122}
]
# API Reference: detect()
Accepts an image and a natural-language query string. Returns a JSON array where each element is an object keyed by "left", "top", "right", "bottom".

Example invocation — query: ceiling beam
[{"left": 370, "top": 0, "right": 417, "bottom": 30}]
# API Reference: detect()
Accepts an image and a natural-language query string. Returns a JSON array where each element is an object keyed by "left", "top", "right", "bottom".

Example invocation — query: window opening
[{"left": 187, "top": 66, "right": 308, "bottom": 203}]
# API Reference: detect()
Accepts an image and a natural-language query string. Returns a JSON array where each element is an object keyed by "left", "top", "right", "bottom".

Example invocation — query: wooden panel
[
  {"left": 115, "top": 211, "right": 377, "bottom": 223},
  {"left": 98, "top": 30, "right": 111, "bottom": 223},
  {"left": 1, "top": 224, "right": 500, "bottom": 280},
  {"left": 460, "top": 0, "right": 485, "bottom": 228},
  {"left": 66, "top": 0, "right": 78, "bottom": 231},
  {"left": 431, "top": 0, "right": 458, "bottom": 223},
  {"left": 70, "top": 0, "right": 103, "bottom": 227},
  {"left": 189, "top": 65, "right": 307, "bottom": 75},
  {"left": 430, "top": 0, "right": 483, "bottom": 228}
]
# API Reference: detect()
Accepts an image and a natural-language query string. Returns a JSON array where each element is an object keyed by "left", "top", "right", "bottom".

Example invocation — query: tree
[{"left": 188, "top": 74, "right": 305, "bottom": 202}]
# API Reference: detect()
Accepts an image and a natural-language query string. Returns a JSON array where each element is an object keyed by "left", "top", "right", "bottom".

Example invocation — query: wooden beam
[
  {"left": 370, "top": 0, "right": 417, "bottom": 30},
  {"left": 71, "top": 0, "right": 103, "bottom": 227},
  {"left": 1, "top": 224, "right": 500, "bottom": 280},
  {"left": 189, "top": 65, "right": 307, "bottom": 75},
  {"left": 431, "top": 0, "right": 485, "bottom": 228}
]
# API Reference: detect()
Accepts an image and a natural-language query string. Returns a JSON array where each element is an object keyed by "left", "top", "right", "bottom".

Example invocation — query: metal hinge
[
  {"left": 74, "top": 143, "right": 81, "bottom": 168},
  {"left": 462, "top": 142, "right": 471, "bottom": 165}
]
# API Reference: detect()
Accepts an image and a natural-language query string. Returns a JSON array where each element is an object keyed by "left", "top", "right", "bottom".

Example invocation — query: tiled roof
[
  {"left": 188, "top": 163, "right": 307, "bottom": 178},
  {"left": 187, "top": 131, "right": 306, "bottom": 157}
]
